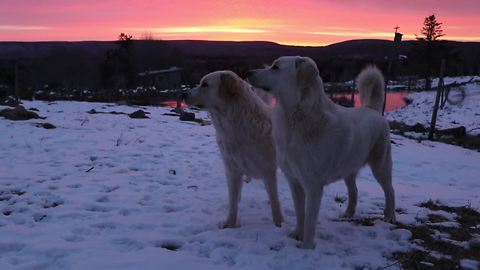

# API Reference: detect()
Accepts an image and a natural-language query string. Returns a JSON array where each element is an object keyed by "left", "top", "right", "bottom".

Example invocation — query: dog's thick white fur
[
  {"left": 248, "top": 56, "right": 395, "bottom": 249},
  {"left": 185, "top": 71, "right": 284, "bottom": 228}
]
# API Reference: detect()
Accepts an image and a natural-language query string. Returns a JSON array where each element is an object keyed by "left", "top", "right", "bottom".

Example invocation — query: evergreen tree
[
  {"left": 100, "top": 33, "right": 136, "bottom": 93},
  {"left": 418, "top": 14, "right": 444, "bottom": 42},
  {"left": 416, "top": 14, "right": 445, "bottom": 90}
]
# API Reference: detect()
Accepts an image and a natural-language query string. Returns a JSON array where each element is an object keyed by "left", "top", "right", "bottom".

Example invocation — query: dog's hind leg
[
  {"left": 369, "top": 149, "right": 396, "bottom": 223},
  {"left": 286, "top": 176, "right": 305, "bottom": 241},
  {"left": 221, "top": 171, "right": 243, "bottom": 228},
  {"left": 341, "top": 173, "right": 358, "bottom": 218},
  {"left": 298, "top": 186, "right": 324, "bottom": 249},
  {"left": 262, "top": 172, "right": 284, "bottom": 227}
]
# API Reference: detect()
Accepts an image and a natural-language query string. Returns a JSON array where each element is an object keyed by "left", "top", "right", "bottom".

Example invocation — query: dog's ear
[
  {"left": 219, "top": 72, "right": 241, "bottom": 101},
  {"left": 296, "top": 57, "right": 319, "bottom": 89}
]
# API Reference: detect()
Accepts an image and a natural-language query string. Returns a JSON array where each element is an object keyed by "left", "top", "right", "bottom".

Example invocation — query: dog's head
[
  {"left": 185, "top": 71, "right": 244, "bottom": 110},
  {"left": 247, "top": 56, "right": 320, "bottom": 106}
]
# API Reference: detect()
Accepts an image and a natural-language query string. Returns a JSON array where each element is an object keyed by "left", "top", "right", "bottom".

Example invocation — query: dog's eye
[
  {"left": 201, "top": 82, "right": 208, "bottom": 87},
  {"left": 271, "top": 65, "right": 279, "bottom": 70}
]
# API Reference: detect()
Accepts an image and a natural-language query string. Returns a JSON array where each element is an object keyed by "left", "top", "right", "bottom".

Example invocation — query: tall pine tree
[
  {"left": 419, "top": 14, "right": 444, "bottom": 42},
  {"left": 417, "top": 14, "right": 445, "bottom": 90}
]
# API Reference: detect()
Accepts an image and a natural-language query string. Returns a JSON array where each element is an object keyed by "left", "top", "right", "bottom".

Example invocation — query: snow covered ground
[
  {"left": 1, "top": 100, "right": 479, "bottom": 269},
  {"left": 430, "top": 76, "right": 480, "bottom": 88},
  {"left": 387, "top": 79, "right": 480, "bottom": 135}
]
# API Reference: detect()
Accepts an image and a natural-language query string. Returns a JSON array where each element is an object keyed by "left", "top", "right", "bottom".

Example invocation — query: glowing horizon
[{"left": 0, "top": 0, "right": 479, "bottom": 46}]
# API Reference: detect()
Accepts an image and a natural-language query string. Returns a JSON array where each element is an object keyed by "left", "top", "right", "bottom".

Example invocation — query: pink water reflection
[
  {"left": 332, "top": 91, "right": 408, "bottom": 112},
  {"left": 160, "top": 91, "right": 408, "bottom": 113},
  {"left": 160, "top": 100, "right": 187, "bottom": 108}
]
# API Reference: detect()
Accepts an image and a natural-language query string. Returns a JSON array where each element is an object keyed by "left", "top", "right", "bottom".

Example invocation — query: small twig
[
  {"left": 466, "top": 127, "right": 480, "bottom": 134},
  {"left": 86, "top": 166, "right": 94, "bottom": 173},
  {"left": 115, "top": 132, "right": 123, "bottom": 147},
  {"left": 81, "top": 117, "right": 89, "bottom": 126},
  {"left": 24, "top": 140, "right": 32, "bottom": 150},
  {"left": 376, "top": 260, "right": 401, "bottom": 270},
  {"left": 125, "top": 136, "right": 146, "bottom": 145},
  {"left": 134, "top": 136, "right": 146, "bottom": 144}
]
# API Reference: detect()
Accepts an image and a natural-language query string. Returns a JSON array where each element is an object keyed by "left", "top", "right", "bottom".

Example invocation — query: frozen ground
[
  {"left": 0, "top": 100, "right": 479, "bottom": 270},
  {"left": 387, "top": 79, "right": 480, "bottom": 135},
  {"left": 430, "top": 75, "right": 480, "bottom": 87}
]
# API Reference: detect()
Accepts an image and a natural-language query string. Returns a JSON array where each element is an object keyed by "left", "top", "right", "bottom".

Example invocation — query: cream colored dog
[
  {"left": 247, "top": 56, "right": 395, "bottom": 249},
  {"left": 184, "top": 71, "right": 284, "bottom": 228}
]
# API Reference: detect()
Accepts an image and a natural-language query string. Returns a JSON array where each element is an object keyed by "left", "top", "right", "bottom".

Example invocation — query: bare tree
[
  {"left": 118, "top": 33, "right": 133, "bottom": 42},
  {"left": 141, "top": 31, "right": 155, "bottom": 41}
]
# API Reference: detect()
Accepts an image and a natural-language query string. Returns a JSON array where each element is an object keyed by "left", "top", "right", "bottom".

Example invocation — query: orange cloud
[{"left": 0, "top": 24, "right": 51, "bottom": 31}]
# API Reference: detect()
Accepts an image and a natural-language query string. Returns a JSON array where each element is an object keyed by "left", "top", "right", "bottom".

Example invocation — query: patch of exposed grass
[
  {"left": 419, "top": 199, "right": 480, "bottom": 229},
  {"left": 392, "top": 249, "right": 458, "bottom": 270},
  {"left": 390, "top": 200, "right": 480, "bottom": 269},
  {"left": 389, "top": 121, "right": 480, "bottom": 152},
  {"left": 426, "top": 214, "right": 449, "bottom": 223},
  {"left": 350, "top": 217, "right": 381, "bottom": 227}
]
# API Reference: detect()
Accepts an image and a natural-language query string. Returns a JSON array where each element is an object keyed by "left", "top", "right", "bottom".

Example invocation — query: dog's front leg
[
  {"left": 286, "top": 177, "right": 305, "bottom": 240},
  {"left": 298, "top": 187, "right": 323, "bottom": 249},
  {"left": 262, "top": 172, "right": 284, "bottom": 227},
  {"left": 221, "top": 171, "right": 243, "bottom": 228},
  {"left": 342, "top": 173, "right": 358, "bottom": 218}
]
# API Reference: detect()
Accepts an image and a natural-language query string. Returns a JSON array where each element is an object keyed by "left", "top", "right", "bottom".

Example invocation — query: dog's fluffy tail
[{"left": 357, "top": 66, "right": 385, "bottom": 112}]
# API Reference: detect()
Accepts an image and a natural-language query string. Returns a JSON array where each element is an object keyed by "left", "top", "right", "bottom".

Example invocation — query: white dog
[
  {"left": 184, "top": 71, "right": 284, "bottom": 228},
  {"left": 247, "top": 56, "right": 395, "bottom": 249}
]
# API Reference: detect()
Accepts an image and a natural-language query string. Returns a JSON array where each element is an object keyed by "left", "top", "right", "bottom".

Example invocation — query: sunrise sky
[{"left": 1, "top": 0, "right": 479, "bottom": 46}]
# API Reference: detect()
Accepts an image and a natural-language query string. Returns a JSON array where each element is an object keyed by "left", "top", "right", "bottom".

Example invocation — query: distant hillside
[
  {"left": 0, "top": 40, "right": 314, "bottom": 60},
  {"left": 323, "top": 39, "right": 413, "bottom": 58},
  {"left": 0, "top": 39, "right": 478, "bottom": 94},
  {"left": 1, "top": 39, "right": 478, "bottom": 60},
  {"left": 0, "top": 39, "right": 410, "bottom": 60},
  {"left": 165, "top": 40, "right": 322, "bottom": 58},
  {"left": 167, "top": 39, "right": 413, "bottom": 59},
  {"left": 0, "top": 41, "right": 116, "bottom": 60}
]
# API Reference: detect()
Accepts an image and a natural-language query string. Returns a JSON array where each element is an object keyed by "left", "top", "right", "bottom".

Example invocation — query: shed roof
[{"left": 138, "top": 67, "right": 183, "bottom": 76}]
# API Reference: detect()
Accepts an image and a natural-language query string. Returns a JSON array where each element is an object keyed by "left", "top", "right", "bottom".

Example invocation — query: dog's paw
[
  {"left": 219, "top": 220, "right": 237, "bottom": 229},
  {"left": 296, "top": 242, "right": 316, "bottom": 250},
  {"left": 340, "top": 210, "right": 355, "bottom": 219},
  {"left": 384, "top": 209, "right": 397, "bottom": 223},
  {"left": 273, "top": 215, "right": 284, "bottom": 227},
  {"left": 288, "top": 229, "right": 303, "bottom": 241},
  {"left": 383, "top": 214, "right": 397, "bottom": 224}
]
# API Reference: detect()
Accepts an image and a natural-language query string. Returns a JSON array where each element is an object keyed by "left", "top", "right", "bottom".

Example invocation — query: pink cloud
[{"left": 0, "top": 0, "right": 478, "bottom": 45}]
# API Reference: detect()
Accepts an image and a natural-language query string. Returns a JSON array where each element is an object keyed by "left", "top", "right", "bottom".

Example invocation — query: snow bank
[{"left": 387, "top": 81, "right": 480, "bottom": 135}]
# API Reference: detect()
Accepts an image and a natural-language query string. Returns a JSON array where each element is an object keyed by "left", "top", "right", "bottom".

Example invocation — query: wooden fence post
[
  {"left": 350, "top": 80, "right": 355, "bottom": 106},
  {"left": 428, "top": 59, "right": 446, "bottom": 140},
  {"left": 383, "top": 59, "right": 392, "bottom": 115},
  {"left": 14, "top": 63, "right": 19, "bottom": 102}
]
